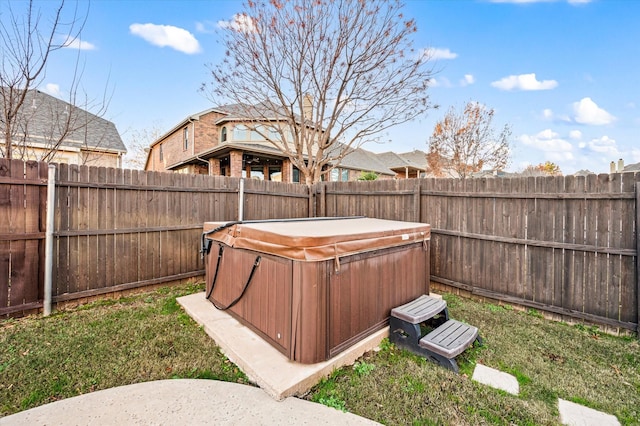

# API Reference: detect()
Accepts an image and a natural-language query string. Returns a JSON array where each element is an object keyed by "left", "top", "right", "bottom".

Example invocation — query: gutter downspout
[
  {"left": 44, "top": 164, "right": 56, "bottom": 316},
  {"left": 195, "top": 156, "right": 211, "bottom": 175}
]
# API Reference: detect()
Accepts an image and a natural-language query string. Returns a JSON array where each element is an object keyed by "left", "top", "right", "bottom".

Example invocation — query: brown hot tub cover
[{"left": 203, "top": 217, "right": 430, "bottom": 265}]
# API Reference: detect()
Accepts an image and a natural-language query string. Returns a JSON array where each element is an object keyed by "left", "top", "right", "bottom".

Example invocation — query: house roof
[
  {"left": 470, "top": 169, "right": 516, "bottom": 178},
  {"left": 398, "top": 150, "right": 428, "bottom": 168},
  {"left": 376, "top": 150, "right": 426, "bottom": 172},
  {"left": 573, "top": 169, "right": 595, "bottom": 176},
  {"left": 339, "top": 147, "right": 396, "bottom": 176},
  {"left": 623, "top": 162, "right": 640, "bottom": 172},
  {"left": 2, "top": 89, "right": 126, "bottom": 153}
]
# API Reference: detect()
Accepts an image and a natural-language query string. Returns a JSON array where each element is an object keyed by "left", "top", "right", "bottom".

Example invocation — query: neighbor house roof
[
  {"left": 623, "top": 162, "right": 640, "bottom": 172},
  {"left": 2, "top": 89, "right": 126, "bottom": 153},
  {"left": 339, "top": 147, "right": 396, "bottom": 176},
  {"left": 376, "top": 150, "right": 427, "bottom": 173},
  {"left": 397, "top": 150, "right": 428, "bottom": 169},
  {"left": 573, "top": 169, "right": 595, "bottom": 176}
]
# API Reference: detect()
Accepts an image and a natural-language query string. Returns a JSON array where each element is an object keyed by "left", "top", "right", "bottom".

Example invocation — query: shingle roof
[
  {"left": 398, "top": 150, "right": 427, "bottom": 169},
  {"left": 339, "top": 147, "right": 395, "bottom": 175},
  {"left": 2, "top": 89, "right": 126, "bottom": 153},
  {"left": 376, "top": 150, "right": 427, "bottom": 171},
  {"left": 573, "top": 169, "right": 594, "bottom": 176},
  {"left": 623, "top": 162, "right": 640, "bottom": 172}
]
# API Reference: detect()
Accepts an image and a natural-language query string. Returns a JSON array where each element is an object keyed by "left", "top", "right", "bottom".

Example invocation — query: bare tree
[
  {"left": 0, "top": 0, "right": 109, "bottom": 161},
  {"left": 202, "top": 0, "right": 435, "bottom": 185},
  {"left": 123, "top": 124, "right": 164, "bottom": 170},
  {"left": 427, "top": 101, "right": 511, "bottom": 179}
]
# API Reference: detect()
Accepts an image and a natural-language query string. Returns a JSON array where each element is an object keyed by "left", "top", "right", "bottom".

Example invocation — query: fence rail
[{"left": 1, "top": 160, "right": 638, "bottom": 334}]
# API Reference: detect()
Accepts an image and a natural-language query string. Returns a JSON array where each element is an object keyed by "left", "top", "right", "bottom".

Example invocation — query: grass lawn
[{"left": 1, "top": 282, "right": 639, "bottom": 425}]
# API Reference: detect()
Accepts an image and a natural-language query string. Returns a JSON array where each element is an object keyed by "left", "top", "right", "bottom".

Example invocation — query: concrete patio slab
[
  {"left": 558, "top": 399, "right": 620, "bottom": 426},
  {"left": 2, "top": 379, "right": 380, "bottom": 425},
  {"left": 177, "top": 292, "right": 388, "bottom": 401},
  {"left": 472, "top": 363, "right": 519, "bottom": 395}
]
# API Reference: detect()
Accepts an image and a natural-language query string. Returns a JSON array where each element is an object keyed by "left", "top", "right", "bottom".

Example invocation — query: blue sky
[{"left": 36, "top": 0, "right": 640, "bottom": 174}]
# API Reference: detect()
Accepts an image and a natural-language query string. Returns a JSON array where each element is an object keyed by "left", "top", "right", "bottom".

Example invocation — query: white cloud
[
  {"left": 130, "top": 23, "right": 201, "bottom": 54},
  {"left": 423, "top": 48, "right": 458, "bottom": 60},
  {"left": 460, "top": 74, "right": 475, "bottom": 86},
  {"left": 581, "top": 135, "right": 619, "bottom": 156},
  {"left": 542, "top": 108, "right": 553, "bottom": 120},
  {"left": 62, "top": 36, "right": 96, "bottom": 50},
  {"left": 491, "top": 73, "right": 558, "bottom": 91},
  {"left": 569, "top": 130, "right": 582, "bottom": 140},
  {"left": 519, "top": 129, "right": 574, "bottom": 161},
  {"left": 217, "top": 14, "right": 257, "bottom": 33},
  {"left": 428, "top": 77, "right": 452, "bottom": 88},
  {"left": 572, "top": 97, "right": 615, "bottom": 125},
  {"left": 42, "top": 83, "right": 61, "bottom": 97},
  {"left": 195, "top": 21, "right": 217, "bottom": 33}
]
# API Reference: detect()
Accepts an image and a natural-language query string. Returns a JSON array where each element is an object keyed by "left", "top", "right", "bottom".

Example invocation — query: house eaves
[
  {"left": 149, "top": 106, "right": 231, "bottom": 150},
  {"left": 165, "top": 142, "right": 290, "bottom": 170}
]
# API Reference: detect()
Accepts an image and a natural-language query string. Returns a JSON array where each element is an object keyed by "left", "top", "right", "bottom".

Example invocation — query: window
[
  {"left": 329, "top": 168, "right": 349, "bottom": 182},
  {"left": 233, "top": 125, "right": 248, "bottom": 141},
  {"left": 159, "top": 144, "right": 163, "bottom": 161},
  {"left": 183, "top": 127, "right": 189, "bottom": 150},
  {"left": 292, "top": 167, "right": 300, "bottom": 183},
  {"left": 220, "top": 126, "right": 227, "bottom": 143}
]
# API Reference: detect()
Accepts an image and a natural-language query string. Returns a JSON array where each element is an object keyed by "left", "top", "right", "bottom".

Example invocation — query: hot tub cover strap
[
  {"left": 207, "top": 243, "right": 262, "bottom": 311},
  {"left": 205, "top": 244, "right": 225, "bottom": 300}
]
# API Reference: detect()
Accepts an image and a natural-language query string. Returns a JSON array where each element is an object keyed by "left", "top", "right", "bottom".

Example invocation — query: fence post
[
  {"left": 238, "top": 178, "right": 245, "bottom": 221},
  {"left": 414, "top": 181, "right": 422, "bottom": 223},
  {"left": 44, "top": 164, "right": 56, "bottom": 316},
  {"left": 320, "top": 183, "right": 326, "bottom": 218}
]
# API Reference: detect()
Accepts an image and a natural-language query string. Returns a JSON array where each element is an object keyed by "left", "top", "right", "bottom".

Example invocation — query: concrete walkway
[{"left": 1, "top": 380, "right": 380, "bottom": 426}]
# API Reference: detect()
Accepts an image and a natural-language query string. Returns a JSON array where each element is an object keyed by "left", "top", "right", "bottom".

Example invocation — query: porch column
[
  {"left": 209, "top": 158, "right": 221, "bottom": 176},
  {"left": 230, "top": 150, "right": 243, "bottom": 178}
]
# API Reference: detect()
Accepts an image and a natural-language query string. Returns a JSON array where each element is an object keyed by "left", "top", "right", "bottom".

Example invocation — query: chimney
[
  {"left": 618, "top": 158, "right": 624, "bottom": 173},
  {"left": 302, "top": 93, "right": 313, "bottom": 119},
  {"left": 610, "top": 161, "right": 616, "bottom": 174}
]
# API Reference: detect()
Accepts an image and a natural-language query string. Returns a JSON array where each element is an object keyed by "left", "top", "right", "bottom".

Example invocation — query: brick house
[
  {"left": 144, "top": 104, "right": 399, "bottom": 182},
  {"left": 0, "top": 89, "right": 126, "bottom": 167}
]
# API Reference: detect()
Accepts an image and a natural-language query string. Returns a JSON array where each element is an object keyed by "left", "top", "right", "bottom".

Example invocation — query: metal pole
[
  {"left": 636, "top": 179, "right": 639, "bottom": 338},
  {"left": 238, "top": 178, "right": 245, "bottom": 221},
  {"left": 44, "top": 164, "right": 56, "bottom": 316}
]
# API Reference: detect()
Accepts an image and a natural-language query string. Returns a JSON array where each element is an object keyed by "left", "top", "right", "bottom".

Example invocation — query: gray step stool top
[
  {"left": 390, "top": 294, "right": 447, "bottom": 324},
  {"left": 419, "top": 319, "right": 479, "bottom": 359}
]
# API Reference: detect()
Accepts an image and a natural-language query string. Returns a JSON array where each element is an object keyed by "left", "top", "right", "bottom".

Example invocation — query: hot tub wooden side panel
[
  {"left": 291, "top": 260, "right": 329, "bottom": 364},
  {"left": 328, "top": 242, "right": 429, "bottom": 357},
  {"left": 206, "top": 245, "right": 293, "bottom": 356}
]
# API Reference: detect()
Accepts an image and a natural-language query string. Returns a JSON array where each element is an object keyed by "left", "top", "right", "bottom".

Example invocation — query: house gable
[{"left": 1, "top": 89, "right": 126, "bottom": 166}]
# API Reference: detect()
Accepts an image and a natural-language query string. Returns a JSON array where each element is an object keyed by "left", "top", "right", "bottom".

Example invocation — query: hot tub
[{"left": 202, "top": 217, "right": 431, "bottom": 364}]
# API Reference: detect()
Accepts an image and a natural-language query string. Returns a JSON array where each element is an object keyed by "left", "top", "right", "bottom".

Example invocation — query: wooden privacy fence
[
  {"left": 319, "top": 175, "right": 640, "bottom": 332},
  {"left": 1, "top": 159, "right": 639, "bottom": 334},
  {"left": 0, "top": 160, "right": 48, "bottom": 314},
  {"left": 0, "top": 160, "right": 309, "bottom": 316}
]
